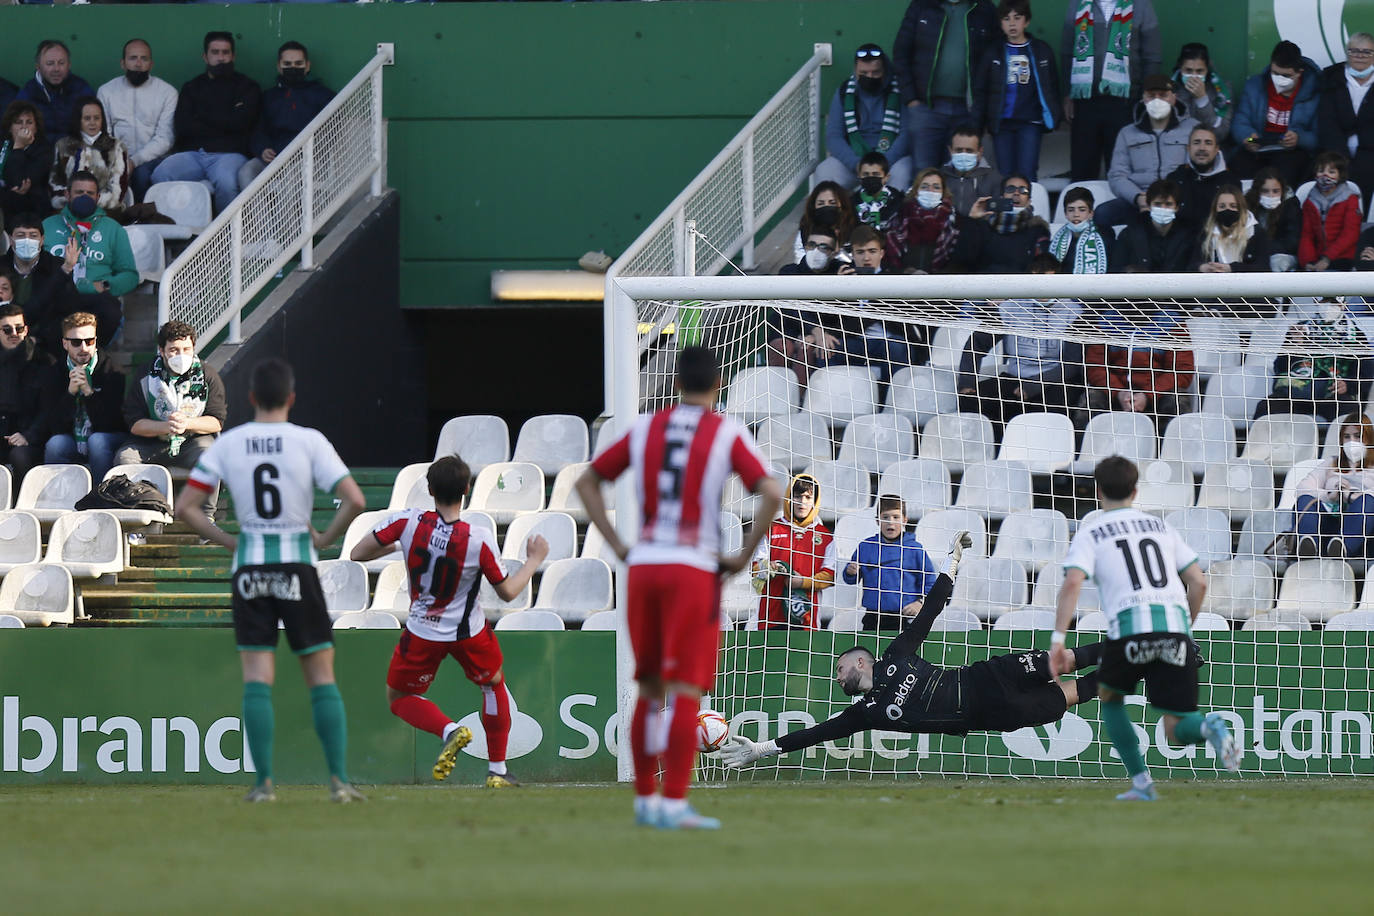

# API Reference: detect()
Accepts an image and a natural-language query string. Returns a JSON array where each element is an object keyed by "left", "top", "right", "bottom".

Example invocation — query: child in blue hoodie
[{"left": 842, "top": 494, "right": 939, "bottom": 631}]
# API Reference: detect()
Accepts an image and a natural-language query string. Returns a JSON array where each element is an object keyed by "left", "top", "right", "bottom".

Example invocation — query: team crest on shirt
[
  {"left": 813, "top": 533, "right": 823, "bottom": 545},
  {"left": 91, "top": 231, "right": 103, "bottom": 243},
  {"left": 418, "top": 673, "right": 434, "bottom": 684}
]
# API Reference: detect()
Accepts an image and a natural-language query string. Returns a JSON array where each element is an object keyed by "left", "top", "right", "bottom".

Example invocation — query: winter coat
[
  {"left": 97, "top": 74, "right": 178, "bottom": 168},
  {"left": 938, "top": 156, "right": 1002, "bottom": 216},
  {"left": 1186, "top": 221, "right": 1272, "bottom": 272},
  {"left": 1298, "top": 192, "right": 1361, "bottom": 266},
  {"left": 949, "top": 213, "right": 1050, "bottom": 274},
  {"left": 16, "top": 73, "right": 97, "bottom": 141},
  {"left": 1231, "top": 59, "right": 1323, "bottom": 150},
  {"left": 50, "top": 133, "right": 130, "bottom": 212},
  {"left": 1165, "top": 156, "right": 1236, "bottom": 221},
  {"left": 842, "top": 531, "right": 938, "bottom": 613},
  {"left": 40, "top": 351, "right": 127, "bottom": 440},
  {"left": 7, "top": 250, "right": 82, "bottom": 347},
  {"left": 971, "top": 33, "right": 1062, "bottom": 134},
  {"left": 172, "top": 71, "right": 261, "bottom": 156},
  {"left": 1107, "top": 105, "right": 1197, "bottom": 205},
  {"left": 1111, "top": 211, "right": 1199, "bottom": 272},
  {"left": 1084, "top": 324, "right": 1195, "bottom": 403},
  {"left": 0, "top": 140, "right": 53, "bottom": 217},
  {"left": 1059, "top": 0, "right": 1161, "bottom": 98},
  {"left": 41, "top": 207, "right": 139, "bottom": 297},
  {"left": 892, "top": 0, "right": 1000, "bottom": 105},
  {"left": 1254, "top": 196, "right": 1302, "bottom": 256},
  {"left": 1318, "top": 63, "right": 1374, "bottom": 159},
  {"left": 250, "top": 79, "right": 335, "bottom": 159},
  {"left": 823, "top": 79, "right": 914, "bottom": 173},
  {"left": 1297, "top": 460, "right": 1374, "bottom": 504},
  {"left": 0, "top": 337, "right": 53, "bottom": 445}
]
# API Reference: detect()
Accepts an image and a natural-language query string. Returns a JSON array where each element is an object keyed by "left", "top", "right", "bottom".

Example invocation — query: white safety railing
[{"left": 158, "top": 43, "right": 395, "bottom": 346}]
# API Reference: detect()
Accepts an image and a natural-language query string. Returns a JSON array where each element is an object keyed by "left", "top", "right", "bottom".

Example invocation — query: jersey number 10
[{"left": 1113, "top": 537, "right": 1169, "bottom": 591}]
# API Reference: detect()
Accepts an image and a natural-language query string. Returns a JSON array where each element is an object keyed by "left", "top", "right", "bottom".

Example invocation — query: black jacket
[
  {"left": 0, "top": 141, "right": 54, "bottom": 217},
  {"left": 1253, "top": 197, "right": 1302, "bottom": 257},
  {"left": 250, "top": 79, "right": 335, "bottom": 159},
  {"left": 8, "top": 251, "right": 82, "bottom": 351},
  {"left": 1318, "top": 63, "right": 1374, "bottom": 159},
  {"left": 1166, "top": 161, "right": 1237, "bottom": 222},
  {"left": 949, "top": 214, "right": 1050, "bottom": 274},
  {"left": 970, "top": 33, "right": 1063, "bottom": 134},
  {"left": 173, "top": 71, "right": 262, "bottom": 156},
  {"left": 0, "top": 338, "right": 54, "bottom": 444},
  {"left": 123, "top": 360, "right": 228, "bottom": 433},
  {"left": 892, "top": 0, "right": 1000, "bottom": 106},
  {"left": 1112, "top": 211, "right": 1199, "bottom": 272},
  {"left": 41, "top": 352, "right": 127, "bottom": 440},
  {"left": 1186, "top": 225, "right": 1272, "bottom": 272}
]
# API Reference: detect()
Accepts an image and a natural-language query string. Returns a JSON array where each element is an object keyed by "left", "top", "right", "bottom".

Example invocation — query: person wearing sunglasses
[
  {"left": 953, "top": 173, "right": 1050, "bottom": 273},
  {"left": 0, "top": 302, "right": 53, "bottom": 487},
  {"left": 1319, "top": 32, "right": 1374, "bottom": 213},
  {"left": 814, "top": 43, "right": 914, "bottom": 194},
  {"left": 41, "top": 312, "right": 127, "bottom": 483}
]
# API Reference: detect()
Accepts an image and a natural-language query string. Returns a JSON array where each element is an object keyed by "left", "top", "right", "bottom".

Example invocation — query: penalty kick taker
[{"left": 723, "top": 532, "right": 1104, "bottom": 767}]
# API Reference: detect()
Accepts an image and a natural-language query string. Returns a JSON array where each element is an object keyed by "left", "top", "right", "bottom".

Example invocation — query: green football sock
[
  {"left": 242, "top": 681, "right": 274, "bottom": 787},
  {"left": 310, "top": 683, "right": 350, "bottom": 783},
  {"left": 1174, "top": 712, "right": 1206, "bottom": 744},
  {"left": 1100, "top": 699, "right": 1147, "bottom": 778}
]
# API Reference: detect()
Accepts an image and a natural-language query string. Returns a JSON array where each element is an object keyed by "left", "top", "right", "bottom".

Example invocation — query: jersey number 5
[{"left": 1113, "top": 537, "right": 1169, "bottom": 590}]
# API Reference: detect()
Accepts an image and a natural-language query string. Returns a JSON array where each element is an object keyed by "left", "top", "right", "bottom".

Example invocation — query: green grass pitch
[{"left": 3, "top": 781, "right": 1368, "bottom": 913}]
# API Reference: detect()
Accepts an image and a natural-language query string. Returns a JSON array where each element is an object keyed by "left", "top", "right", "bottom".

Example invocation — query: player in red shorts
[
  {"left": 751, "top": 472, "right": 835, "bottom": 629},
  {"left": 350, "top": 456, "right": 547, "bottom": 788},
  {"left": 577, "top": 346, "right": 781, "bottom": 830}
]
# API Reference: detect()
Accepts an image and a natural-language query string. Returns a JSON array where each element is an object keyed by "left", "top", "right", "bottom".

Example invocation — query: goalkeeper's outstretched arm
[{"left": 721, "top": 705, "right": 868, "bottom": 768}]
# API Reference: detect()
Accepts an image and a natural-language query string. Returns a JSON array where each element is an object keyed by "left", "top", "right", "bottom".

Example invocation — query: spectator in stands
[
  {"left": 957, "top": 253, "right": 1082, "bottom": 429},
  {"left": 1319, "top": 32, "right": 1374, "bottom": 213},
  {"left": 1253, "top": 297, "right": 1372, "bottom": 424},
  {"left": 893, "top": 0, "right": 1000, "bottom": 171},
  {"left": 118, "top": 320, "right": 227, "bottom": 516},
  {"left": 815, "top": 44, "right": 914, "bottom": 192},
  {"left": 1299, "top": 151, "right": 1361, "bottom": 271},
  {"left": 98, "top": 39, "right": 178, "bottom": 202},
  {"left": 1082, "top": 303, "right": 1194, "bottom": 424},
  {"left": 1170, "top": 42, "right": 1233, "bottom": 141},
  {"left": 884, "top": 167, "right": 960, "bottom": 273},
  {"left": 949, "top": 172, "right": 1050, "bottom": 273},
  {"left": 843, "top": 493, "right": 939, "bottom": 632},
  {"left": 770, "top": 225, "right": 862, "bottom": 385},
  {"left": 1356, "top": 224, "right": 1374, "bottom": 271},
  {"left": 16, "top": 40, "right": 96, "bottom": 144},
  {"left": 151, "top": 32, "right": 261, "bottom": 213},
  {"left": 1111, "top": 178, "right": 1196, "bottom": 272},
  {"left": 846, "top": 224, "right": 929, "bottom": 378},
  {"left": 853, "top": 152, "right": 905, "bottom": 235},
  {"left": 1061, "top": 0, "right": 1162, "bottom": 180},
  {"left": 42, "top": 173, "right": 136, "bottom": 348},
  {"left": 50, "top": 99, "right": 130, "bottom": 217},
  {"left": 0, "top": 302, "right": 52, "bottom": 483},
  {"left": 791, "top": 182, "right": 857, "bottom": 263},
  {"left": 1096, "top": 73, "right": 1195, "bottom": 230},
  {"left": 1189, "top": 184, "right": 1271, "bottom": 273},
  {"left": 41, "top": 311, "right": 126, "bottom": 483},
  {"left": 971, "top": 0, "right": 1062, "bottom": 181},
  {"left": 1293, "top": 411, "right": 1374, "bottom": 559},
  {"left": 1230, "top": 40, "right": 1321, "bottom": 188},
  {"left": 938, "top": 125, "right": 1002, "bottom": 216},
  {"left": 1166, "top": 125, "right": 1234, "bottom": 220},
  {"left": 1, "top": 101, "right": 53, "bottom": 218},
  {"left": 751, "top": 473, "right": 835, "bottom": 630},
  {"left": 1048, "top": 185, "right": 1110, "bottom": 273},
  {"left": 1245, "top": 167, "right": 1301, "bottom": 271},
  {"left": 0, "top": 274, "right": 11, "bottom": 308},
  {"left": 7, "top": 213, "right": 81, "bottom": 353},
  {"left": 238, "top": 41, "right": 335, "bottom": 192}
]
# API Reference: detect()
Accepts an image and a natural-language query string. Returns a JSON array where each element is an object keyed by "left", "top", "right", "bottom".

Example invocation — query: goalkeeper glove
[
  {"left": 948, "top": 529, "right": 973, "bottom": 578},
  {"left": 721, "top": 735, "right": 779, "bottom": 768}
]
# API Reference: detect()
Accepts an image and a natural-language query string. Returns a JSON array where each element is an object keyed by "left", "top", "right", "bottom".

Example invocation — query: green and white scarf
[
  {"left": 843, "top": 75, "right": 903, "bottom": 156},
  {"left": 0, "top": 140, "right": 10, "bottom": 184},
  {"left": 1070, "top": 0, "right": 1134, "bottom": 100},
  {"left": 1049, "top": 222, "right": 1109, "bottom": 273},
  {"left": 68, "top": 351, "right": 97, "bottom": 456},
  {"left": 145, "top": 355, "right": 208, "bottom": 457}
]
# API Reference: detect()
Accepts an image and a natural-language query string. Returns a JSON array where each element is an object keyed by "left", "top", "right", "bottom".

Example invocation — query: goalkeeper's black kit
[{"left": 775, "top": 572, "right": 1097, "bottom": 754}]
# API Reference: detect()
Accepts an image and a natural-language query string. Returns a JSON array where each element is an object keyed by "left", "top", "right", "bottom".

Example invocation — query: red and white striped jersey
[
  {"left": 371, "top": 509, "right": 506, "bottom": 641},
  {"left": 591, "top": 404, "right": 772, "bottom": 572}
]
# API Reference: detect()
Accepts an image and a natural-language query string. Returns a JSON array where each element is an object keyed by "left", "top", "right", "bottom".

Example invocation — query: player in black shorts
[{"left": 722, "top": 533, "right": 1105, "bottom": 768}]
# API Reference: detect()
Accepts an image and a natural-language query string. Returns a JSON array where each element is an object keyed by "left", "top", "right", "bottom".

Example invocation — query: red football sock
[
  {"left": 660, "top": 692, "right": 701, "bottom": 801},
  {"left": 480, "top": 682, "right": 512, "bottom": 764},
  {"left": 630, "top": 695, "right": 661, "bottom": 797},
  {"left": 389, "top": 695, "right": 451, "bottom": 738}
]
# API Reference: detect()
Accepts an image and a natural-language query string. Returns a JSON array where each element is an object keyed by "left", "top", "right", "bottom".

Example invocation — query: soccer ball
[{"left": 697, "top": 710, "right": 729, "bottom": 753}]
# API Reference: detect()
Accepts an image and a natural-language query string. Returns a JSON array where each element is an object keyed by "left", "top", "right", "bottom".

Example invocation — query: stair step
[
  {"left": 83, "top": 590, "right": 229, "bottom": 609},
  {"left": 120, "top": 566, "right": 231, "bottom": 581},
  {"left": 79, "top": 608, "right": 233, "bottom": 625}
]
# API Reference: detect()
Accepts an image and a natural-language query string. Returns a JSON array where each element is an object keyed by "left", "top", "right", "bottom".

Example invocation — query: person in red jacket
[
  {"left": 751, "top": 473, "right": 835, "bottom": 629},
  {"left": 1299, "top": 151, "right": 1361, "bottom": 270},
  {"left": 1082, "top": 307, "right": 1196, "bottom": 425}
]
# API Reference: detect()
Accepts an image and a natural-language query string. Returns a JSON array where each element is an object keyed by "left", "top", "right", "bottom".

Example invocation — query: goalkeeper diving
[{"left": 723, "top": 531, "right": 1105, "bottom": 768}]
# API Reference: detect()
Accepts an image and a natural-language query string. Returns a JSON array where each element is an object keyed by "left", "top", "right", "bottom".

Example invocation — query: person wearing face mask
[
  {"left": 151, "top": 31, "right": 261, "bottom": 213},
  {"left": 1254, "top": 297, "right": 1373, "bottom": 426},
  {"left": 1298, "top": 151, "right": 1361, "bottom": 271},
  {"left": 1049, "top": 186, "right": 1110, "bottom": 273},
  {"left": 815, "top": 44, "right": 915, "bottom": 192},
  {"left": 853, "top": 152, "right": 905, "bottom": 235},
  {"left": 1319, "top": 32, "right": 1374, "bottom": 214},
  {"left": 792, "top": 181, "right": 857, "bottom": 263},
  {"left": 950, "top": 172, "right": 1049, "bottom": 273},
  {"left": 49, "top": 98, "right": 129, "bottom": 217},
  {"left": 0, "top": 302, "right": 54, "bottom": 487},
  {"left": 41, "top": 172, "right": 136, "bottom": 347},
  {"left": 238, "top": 42, "right": 335, "bottom": 193},
  {"left": 1230, "top": 40, "right": 1321, "bottom": 188},
  {"left": 1188, "top": 185, "right": 1270, "bottom": 273},
  {"left": 98, "top": 39, "right": 178, "bottom": 202},
  {"left": 1244, "top": 167, "right": 1301, "bottom": 271},
  {"left": 1293, "top": 413, "right": 1374, "bottom": 559},
  {"left": 1165, "top": 125, "right": 1234, "bottom": 220},
  {"left": 1096, "top": 73, "right": 1196, "bottom": 231},
  {"left": 1169, "top": 43, "right": 1233, "bottom": 140},
  {"left": 6, "top": 213, "right": 82, "bottom": 351},
  {"left": 937, "top": 126, "right": 1002, "bottom": 216},
  {"left": 15, "top": 40, "right": 96, "bottom": 144},
  {"left": 885, "top": 167, "right": 960, "bottom": 272},
  {"left": 1111, "top": 178, "right": 1196, "bottom": 272}
]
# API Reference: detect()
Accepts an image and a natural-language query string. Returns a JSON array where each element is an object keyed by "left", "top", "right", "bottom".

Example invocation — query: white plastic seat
[
  {"left": 332, "top": 611, "right": 401, "bottom": 630},
  {"left": 0, "top": 465, "right": 10, "bottom": 510},
  {"left": 580, "top": 611, "right": 618, "bottom": 631},
  {"left": 1191, "top": 611, "right": 1231, "bottom": 631},
  {"left": 532, "top": 557, "right": 613, "bottom": 624},
  {"left": 1051, "top": 180, "right": 1114, "bottom": 223},
  {"left": 0, "top": 614, "right": 23, "bottom": 628},
  {"left": 0, "top": 511, "right": 42, "bottom": 574},
  {"left": 756, "top": 412, "right": 832, "bottom": 472},
  {"left": 1274, "top": 558, "right": 1355, "bottom": 622},
  {"left": 885, "top": 366, "right": 958, "bottom": 429},
  {"left": 468, "top": 462, "right": 545, "bottom": 524},
  {"left": 97, "top": 465, "right": 175, "bottom": 528},
  {"left": 949, "top": 556, "right": 1029, "bottom": 621},
  {"left": 548, "top": 462, "right": 614, "bottom": 524},
  {"left": 1325, "top": 610, "right": 1374, "bottom": 630},
  {"left": 722, "top": 474, "right": 758, "bottom": 520},
  {"left": 502, "top": 511, "right": 578, "bottom": 571},
  {"left": 915, "top": 508, "right": 988, "bottom": 557},
  {"left": 341, "top": 510, "right": 405, "bottom": 574},
  {"left": 875, "top": 459, "right": 951, "bottom": 521},
  {"left": 368, "top": 561, "right": 410, "bottom": 619},
  {"left": 387, "top": 462, "right": 434, "bottom": 511},
  {"left": 829, "top": 608, "right": 864, "bottom": 632},
  {"left": 434, "top": 414, "right": 511, "bottom": 475},
  {"left": 1163, "top": 507, "right": 1233, "bottom": 569},
  {"left": 0, "top": 564, "right": 75, "bottom": 626},
  {"left": 1030, "top": 564, "right": 1100, "bottom": 612},
  {"left": 1354, "top": 578, "right": 1374, "bottom": 615},
  {"left": 1196, "top": 459, "right": 1275, "bottom": 521},
  {"left": 724, "top": 366, "right": 799, "bottom": 425},
  {"left": 479, "top": 575, "right": 532, "bottom": 617},
  {"left": 1277, "top": 458, "right": 1326, "bottom": 512},
  {"left": 803, "top": 366, "right": 877, "bottom": 429},
  {"left": 1237, "top": 509, "right": 1286, "bottom": 572},
  {"left": 1160, "top": 413, "right": 1237, "bottom": 478},
  {"left": 997, "top": 412, "right": 1075, "bottom": 472},
  {"left": 513, "top": 414, "right": 589, "bottom": 475},
  {"left": 316, "top": 559, "right": 370, "bottom": 618},
  {"left": 919, "top": 412, "right": 996, "bottom": 473},
  {"left": 720, "top": 511, "right": 743, "bottom": 556},
  {"left": 721, "top": 572, "right": 758, "bottom": 624},
  {"left": 496, "top": 609, "right": 567, "bottom": 631},
  {"left": 1241, "top": 610, "right": 1313, "bottom": 631},
  {"left": 145, "top": 180, "right": 213, "bottom": 231},
  {"left": 803, "top": 461, "right": 873, "bottom": 523},
  {"left": 1029, "top": 181, "right": 1051, "bottom": 224},
  {"left": 992, "top": 607, "right": 1056, "bottom": 630},
  {"left": 43, "top": 511, "right": 124, "bottom": 578},
  {"left": 837, "top": 413, "right": 915, "bottom": 473},
  {"left": 819, "top": 580, "right": 860, "bottom": 622},
  {"left": 1200, "top": 364, "right": 1271, "bottom": 430},
  {"left": 955, "top": 461, "right": 1033, "bottom": 519},
  {"left": 927, "top": 607, "right": 982, "bottom": 632},
  {"left": 830, "top": 514, "right": 880, "bottom": 571},
  {"left": 124, "top": 224, "right": 167, "bottom": 281},
  {"left": 1241, "top": 413, "right": 1319, "bottom": 472},
  {"left": 464, "top": 510, "right": 497, "bottom": 535},
  {"left": 1075, "top": 611, "right": 1107, "bottom": 632},
  {"left": 15, "top": 465, "right": 92, "bottom": 524},
  {"left": 1204, "top": 558, "right": 1275, "bottom": 621},
  {"left": 1188, "top": 317, "right": 1245, "bottom": 379},
  {"left": 992, "top": 509, "right": 1069, "bottom": 571},
  {"left": 1129, "top": 460, "right": 1194, "bottom": 515},
  {"left": 580, "top": 512, "right": 619, "bottom": 564},
  {"left": 1072, "top": 412, "right": 1156, "bottom": 474}
]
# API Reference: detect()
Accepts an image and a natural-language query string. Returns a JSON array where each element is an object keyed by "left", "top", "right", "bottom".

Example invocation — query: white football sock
[
  {"left": 441, "top": 722, "right": 459, "bottom": 742},
  {"left": 489, "top": 761, "right": 507, "bottom": 776}
]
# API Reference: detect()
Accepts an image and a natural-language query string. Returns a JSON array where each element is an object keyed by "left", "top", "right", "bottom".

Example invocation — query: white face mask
[
  {"left": 1067, "top": 219, "right": 1090, "bottom": 233},
  {"left": 916, "top": 190, "right": 943, "bottom": 209},
  {"left": 1271, "top": 72, "right": 1296, "bottom": 93},
  {"left": 1150, "top": 206, "right": 1176, "bottom": 225},
  {"left": 1321, "top": 304, "right": 1345, "bottom": 322},
  {"left": 1144, "top": 98, "right": 1173, "bottom": 120},
  {"left": 13, "top": 237, "right": 42, "bottom": 260},
  {"left": 1344, "top": 440, "right": 1367, "bottom": 464},
  {"left": 166, "top": 352, "right": 194, "bottom": 375},
  {"left": 1258, "top": 193, "right": 1282, "bottom": 210},
  {"left": 804, "top": 248, "right": 831, "bottom": 271}
]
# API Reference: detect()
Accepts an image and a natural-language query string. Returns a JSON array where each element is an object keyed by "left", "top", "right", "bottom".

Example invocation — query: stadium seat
[
  {"left": 1075, "top": 611, "right": 1106, "bottom": 632},
  {"left": 819, "top": 580, "right": 860, "bottom": 618},
  {"left": 0, "top": 614, "right": 23, "bottom": 628},
  {"left": 387, "top": 462, "right": 434, "bottom": 511},
  {"left": 1320, "top": 416, "right": 1344, "bottom": 460},
  {"left": 722, "top": 572, "right": 758, "bottom": 624},
  {"left": 332, "top": 611, "right": 401, "bottom": 630},
  {"left": 1204, "top": 558, "right": 1276, "bottom": 621},
  {"left": 829, "top": 608, "right": 864, "bottom": 632},
  {"left": 919, "top": 412, "right": 996, "bottom": 473},
  {"left": 144, "top": 180, "right": 213, "bottom": 232},
  {"left": 513, "top": 414, "right": 589, "bottom": 475},
  {"left": 804, "top": 366, "right": 877, "bottom": 429},
  {"left": 1188, "top": 317, "right": 1245, "bottom": 379},
  {"left": 927, "top": 607, "right": 982, "bottom": 632},
  {"left": 0, "top": 563, "right": 74, "bottom": 627},
  {"left": 341, "top": 509, "right": 404, "bottom": 574},
  {"left": 885, "top": 365, "right": 958, "bottom": 429},
  {"left": 532, "top": 557, "right": 613, "bottom": 624},
  {"left": 1236, "top": 508, "right": 1286, "bottom": 572},
  {"left": 992, "top": 607, "right": 1055, "bottom": 630},
  {"left": 15, "top": 464, "right": 92, "bottom": 525},
  {"left": 1241, "top": 413, "right": 1319, "bottom": 471},
  {"left": 592, "top": 416, "right": 623, "bottom": 457},
  {"left": 1163, "top": 507, "right": 1233, "bottom": 568},
  {"left": 316, "top": 559, "right": 370, "bottom": 619},
  {"left": 1274, "top": 558, "right": 1355, "bottom": 622},
  {"left": 0, "top": 465, "right": 10, "bottom": 511},
  {"left": 1031, "top": 564, "right": 1099, "bottom": 612},
  {"left": 876, "top": 458, "right": 951, "bottom": 521},
  {"left": 997, "top": 412, "right": 1075, "bottom": 472},
  {"left": 724, "top": 366, "right": 800, "bottom": 425},
  {"left": 580, "top": 611, "right": 618, "bottom": 631},
  {"left": 837, "top": 413, "right": 915, "bottom": 473},
  {"left": 721, "top": 511, "right": 743, "bottom": 556},
  {"left": 722, "top": 474, "right": 758, "bottom": 520},
  {"left": 1133, "top": 460, "right": 1195, "bottom": 515},
  {"left": 1191, "top": 611, "right": 1231, "bottom": 631},
  {"left": 1354, "top": 578, "right": 1374, "bottom": 615},
  {"left": 756, "top": 412, "right": 833, "bottom": 471},
  {"left": 479, "top": 575, "right": 532, "bottom": 617},
  {"left": 468, "top": 462, "right": 545, "bottom": 524},
  {"left": 1324, "top": 610, "right": 1374, "bottom": 630},
  {"left": 1072, "top": 411, "right": 1156, "bottom": 474},
  {"left": 1196, "top": 459, "right": 1275, "bottom": 521},
  {"left": 992, "top": 509, "right": 1069, "bottom": 571},
  {"left": 465, "top": 510, "right": 497, "bottom": 535},
  {"left": 1051, "top": 180, "right": 1114, "bottom": 224},
  {"left": 1200, "top": 364, "right": 1272, "bottom": 430},
  {"left": 803, "top": 460, "right": 874, "bottom": 522},
  {"left": 1241, "top": 610, "right": 1312, "bottom": 631},
  {"left": 928, "top": 325, "right": 974, "bottom": 372},
  {"left": 831, "top": 514, "right": 880, "bottom": 570},
  {"left": 916, "top": 508, "right": 988, "bottom": 557},
  {"left": 1276, "top": 458, "right": 1326, "bottom": 512},
  {"left": 502, "top": 511, "right": 578, "bottom": 571},
  {"left": 580, "top": 511, "right": 618, "bottom": 564},
  {"left": 496, "top": 609, "right": 567, "bottom": 632},
  {"left": 548, "top": 462, "right": 614, "bottom": 523},
  {"left": 955, "top": 460, "right": 1033, "bottom": 519},
  {"left": 949, "top": 556, "right": 1029, "bottom": 621},
  {"left": 368, "top": 561, "right": 410, "bottom": 619},
  {"left": 124, "top": 225, "right": 166, "bottom": 282},
  {"left": 434, "top": 414, "right": 511, "bottom": 475},
  {"left": 0, "top": 511, "right": 42, "bottom": 574},
  {"left": 1160, "top": 413, "right": 1237, "bottom": 477},
  {"left": 43, "top": 511, "right": 124, "bottom": 579},
  {"left": 100, "top": 464, "right": 175, "bottom": 529},
  {"left": 1029, "top": 181, "right": 1051, "bottom": 224}
]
